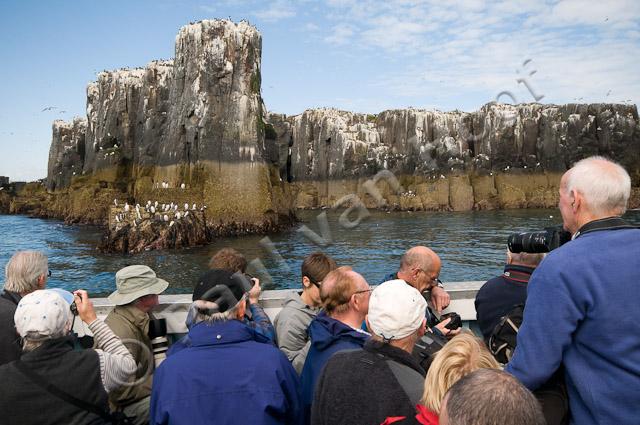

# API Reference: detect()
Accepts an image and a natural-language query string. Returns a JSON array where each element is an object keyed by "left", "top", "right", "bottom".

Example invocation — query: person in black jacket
[
  {"left": 474, "top": 250, "right": 544, "bottom": 342},
  {"left": 0, "top": 251, "right": 48, "bottom": 365},
  {"left": 311, "top": 279, "right": 428, "bottom": 425}
]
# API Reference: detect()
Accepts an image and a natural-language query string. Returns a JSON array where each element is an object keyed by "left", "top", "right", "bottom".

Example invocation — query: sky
[{"left": 0, "top": 0, "right": 638, "bottom": 181}]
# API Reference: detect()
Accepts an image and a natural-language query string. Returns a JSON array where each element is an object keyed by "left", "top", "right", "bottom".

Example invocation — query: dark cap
[{"left": 192, "top": 269, "right": 253, "bottom": 313}]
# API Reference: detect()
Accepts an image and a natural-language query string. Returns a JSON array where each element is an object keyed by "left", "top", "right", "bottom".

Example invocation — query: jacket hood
[
  {"left": 308, "top": 311, "right": 369, "bottom": 351},
  {"left": 281, "top": 291, "right": 320, "bottom": 316}
]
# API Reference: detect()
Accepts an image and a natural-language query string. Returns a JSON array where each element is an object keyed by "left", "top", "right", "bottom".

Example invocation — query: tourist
[
  {"left": 474, "top": 250, "right": 544, "bottom": 341},
  {"left": 389, "top": 246, "right": 459, "bottom": 336},
  {"left": 0, "top": 289, "right": 136, "bottom": 425},
  {"left": 0, "top": 250, "right": 48, "bottom": 365},
  {"left": 103, "top": 264, "right": 169, "bottom": 425},
  {"left": 311, "top": 279, "right": 427, "bottom": 425},
  {"left": 300, "top": 266, "right": 371, "bottom": 421},
  {"left": 150, "top": 269, "right": 302, "bottom": 424},
  {"left": 416, "top": 332, "right": 500, "bottom": 424},
  {"left": 274, "top": 251, "right": 337, "bottom": 373},
  {"left": 440, "top": 369, "right": 545, "bottom": 425},
  {"left": 505, "top": 156, "right": 640, "bottom": 425},
  {"left": 208, "top": 247, "right": 276, "bottom": 344}
]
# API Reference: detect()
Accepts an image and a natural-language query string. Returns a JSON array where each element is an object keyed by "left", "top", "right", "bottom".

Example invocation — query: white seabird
[
  {"left": 192, "top": 203, "right": 197, "bottom": 210},
  {"left": 124, "top": 203, "right": 130, "bottom": 212},
  {"left": 164, "top": 214, "right": 169, "bottom": 222},
  {"left": 169, "top": 221, "right": 175, "bottom": 227},
  {"left": 180, "top": 183, "right": 186, "bottom": 189},
  {"left": 114, "top": 199, "right": 118, "bottom": 206},
  {"left": 115, "top": 215, "right": 120, "bottom": 223},
  {"left": 176, "top": 212, "right": 181, "bottom": 220},
  {"left": 150, "top": 206, "right": 156, "bottom": 214},
  {"left": 184, "top": 203, "right": 189, "bottom": 211}
]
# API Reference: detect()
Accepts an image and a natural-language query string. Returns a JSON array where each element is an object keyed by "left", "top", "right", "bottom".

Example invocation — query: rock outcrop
[
  {"left": 269, "top": 103, "right": 640, "bottom": 211},
  {"left": 41, "top": 19, "right": 295, "bottom": 238},
  {"left": 15, "top": 18, "right": 637, "bottom": 253}
]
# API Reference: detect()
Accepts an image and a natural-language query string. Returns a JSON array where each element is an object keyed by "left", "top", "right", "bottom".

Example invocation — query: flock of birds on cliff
[{"left": 113, "top": 198, "right": 206, "bottom": 229}]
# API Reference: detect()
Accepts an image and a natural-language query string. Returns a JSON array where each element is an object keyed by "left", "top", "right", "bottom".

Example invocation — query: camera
[
  {"left": 507, "top": 225, "right": 571, "bottom": 253},
  {"left": 148, "top": 318, "right": 169, "bottom": 367},
  {"left": 440, "top": 312, "right": 462, "bottom": 330}
]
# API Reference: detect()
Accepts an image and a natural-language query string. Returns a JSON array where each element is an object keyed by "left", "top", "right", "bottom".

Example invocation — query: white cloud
[
  {"left": 254, "top": 0, "right": 296, "bottom": 22},
  {"left": 324, "top": 24, "right": 356, "bottom": 45}
]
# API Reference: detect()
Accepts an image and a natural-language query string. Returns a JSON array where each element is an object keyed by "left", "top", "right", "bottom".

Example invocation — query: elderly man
[
  {"left": 300, "top": 266, "right": 371, "bottom": 420},
  {"left": 311, "top": 279, "right": 428, "bottom": 425},
  {"left": 475, "top": 250, "right": 544, "bottom": 341},
  {"left": 104, "top": 265, "right": 169, "bottom": 424},
  {"left": 150, "top": 269, "right": 302, "bottom": 424},
  {"left": 506, "top": 157, "right": 640, "bottom": 425},
  {"left": 391, "top": 246, "right": 458, "bottom": 337},
  {"left": 440, "top": 369, "right": 545, "bottom": 425},
  {"left": 0, "top": 250, "right": 48, "bottom": 365},
  {"left": 0, "top": 289, "right": 136, "bottom": 425}
]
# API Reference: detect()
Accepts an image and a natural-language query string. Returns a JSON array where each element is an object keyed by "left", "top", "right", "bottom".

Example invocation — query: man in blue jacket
[
  {"left": 505, "top": 156, "right": 640, "bottom": 425},
  {"left": 300, "top": 266, "right": 371, "bottom": 422},
  {"left": 150, "top": 269, "right": 303, "bottom": 425}
]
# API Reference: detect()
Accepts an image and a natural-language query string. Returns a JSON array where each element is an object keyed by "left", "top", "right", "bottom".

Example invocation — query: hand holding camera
[{"left": 73, "top": 290, "right": 97, "bottom": 324}]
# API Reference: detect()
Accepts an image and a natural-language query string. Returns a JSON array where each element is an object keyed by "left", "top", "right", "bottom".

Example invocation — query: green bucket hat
[{"left": 108, "top": 265, "right": 169, "bottom": 306}]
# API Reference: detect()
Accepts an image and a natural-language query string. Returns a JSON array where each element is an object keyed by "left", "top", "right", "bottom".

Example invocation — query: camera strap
[
  {"left": 12, "top": 360, "right": 127, "bottom": 424},
  {"left": 574, "top": 217, "right": 637, "bottom": 239}
]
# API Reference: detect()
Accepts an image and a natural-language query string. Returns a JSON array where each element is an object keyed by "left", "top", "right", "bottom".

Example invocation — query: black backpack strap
[
  {"left": 386, "top": 359, "right": 425, "bottom": 406},
  {"left": 13, "top": 360, "right": 113, "bottom": 423}
]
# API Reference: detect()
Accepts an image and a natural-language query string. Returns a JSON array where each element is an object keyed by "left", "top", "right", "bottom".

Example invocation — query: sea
[{"left": 1, "top": 209, "right": 639, "bottom": 297}]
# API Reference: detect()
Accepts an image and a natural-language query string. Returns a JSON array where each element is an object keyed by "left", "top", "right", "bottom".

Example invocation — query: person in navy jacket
[
  {"left": 150, "top": 269, "right": 303, "bottom": 425},
  {"left": 505, "top": 156, "right": 640, "bottom": 425}
]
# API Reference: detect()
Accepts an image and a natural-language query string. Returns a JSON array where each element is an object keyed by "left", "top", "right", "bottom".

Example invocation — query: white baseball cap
[
  {"left": 14, "top": 289, "right": 73, "bottom": 339},
  {"left": 368, "top": 279, "right": 427, "bottom": 340}
]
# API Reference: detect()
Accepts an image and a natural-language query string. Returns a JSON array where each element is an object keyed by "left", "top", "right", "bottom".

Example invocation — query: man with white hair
[
  {"left": 0, "top": 250, "right": 48, "bottom": 365},
  {"left": 310, "top": 279, "right": 428, "bottom": 425},
  {"left": 506, "top": 156, "right": 640, "bottom": 425}
]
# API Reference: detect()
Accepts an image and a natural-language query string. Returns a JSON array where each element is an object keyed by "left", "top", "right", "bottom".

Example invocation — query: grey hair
[
  {"left": 399, "top": 249, "right": 433, "bottom": 273},
  {"left": 21, "top": 330, "right": 68, "bottom": 352},
  {"left": 4, "top": 251, "right": 48, "bottom": 294},
  {"left": 566, "top": 156, "right": 631, "bottom": 216},
  {"left": 191, "top": 295, "right": 246, "bottom": 324}
]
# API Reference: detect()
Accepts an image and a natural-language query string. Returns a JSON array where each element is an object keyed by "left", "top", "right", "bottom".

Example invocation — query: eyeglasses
[
  {"left": 353, "top": 288, "right": 372, "bottom": 296},
  {"left": 311, "top": 280, "right": 322, "bottom": 288}
]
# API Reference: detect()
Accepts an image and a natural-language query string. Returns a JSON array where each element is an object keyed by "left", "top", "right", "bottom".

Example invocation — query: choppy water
[{"left": 1, "top": 209, "right": 639, "bottom": 297}]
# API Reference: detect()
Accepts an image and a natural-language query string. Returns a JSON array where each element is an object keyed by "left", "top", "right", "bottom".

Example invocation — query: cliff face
[
  {"left": 269, "top": 103, "right": 640, "bottom": 211},
  {"left": 42, "top": 20, "right": 293, "bottom": 231},
  {"left": 36, "top": 18, "right": 640, "bottom": 237}
]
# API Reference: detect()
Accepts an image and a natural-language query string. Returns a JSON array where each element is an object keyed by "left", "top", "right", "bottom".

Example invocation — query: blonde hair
[{"left": 421, "top": 331, "right": 500, "bottom": 413}]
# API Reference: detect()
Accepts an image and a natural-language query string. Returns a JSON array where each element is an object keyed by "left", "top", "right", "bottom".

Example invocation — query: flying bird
[{"left": 41, "top": 106, "right": 57, "bottom": 112}]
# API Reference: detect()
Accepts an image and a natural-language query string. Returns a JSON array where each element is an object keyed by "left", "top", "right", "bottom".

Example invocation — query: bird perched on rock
[
  {"left": 124, "top": 203, "right": 130, "bottom": 212},
  {"left": 150, "top": 206, "right": 156, "bottom": 214},
  {"left": 184, "top": 203, "right": 189, "bottom": 211},
  {"left": 176, "top": 212, "right": 181, "bottom": 220},
  {"left": 169, "top": 221, "right": 175, "bottom": 227},
  {"left": 192, "top": 203, "right": 197, "bottom": 210},
  {"left": 114, "top": 199, "right": 118, "bottom": 206},
  {"left": 115, "top": 215, "right": 120, "bottom": 223},
  {"left": 154, "top": 201, "right": 159, "bottom": 208},
  {"left": 184, "top": 211, "right": 189, "bottom": 218},
  {"left": 163, "top": 214, "right": 169, "bottom": 222},
  {"left": 180, "top": 183, "right": 186, "bottom": 189}
]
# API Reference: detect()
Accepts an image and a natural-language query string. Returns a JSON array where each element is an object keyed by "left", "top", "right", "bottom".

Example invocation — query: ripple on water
[{"left": 1, "top": 209, "right": 639, "bottom": 297}]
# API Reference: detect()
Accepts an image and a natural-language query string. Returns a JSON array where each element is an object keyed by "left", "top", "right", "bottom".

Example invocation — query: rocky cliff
[
  {"left": 269, "top": 103, "right": 640, "bottom": 211},
  {"left": 32, "top": 19, "right": 294, "bottom": 237},
  {"left": 11, "top": 19, "right": 639, "bottom": 250}
]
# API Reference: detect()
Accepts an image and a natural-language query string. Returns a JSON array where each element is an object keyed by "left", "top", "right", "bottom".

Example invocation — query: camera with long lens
[
  {"left": 507, "top": 225, "right": 572, "bottom": 253},
  {"left": 148, "top": 318, "right": 169, "bottom": 368}
]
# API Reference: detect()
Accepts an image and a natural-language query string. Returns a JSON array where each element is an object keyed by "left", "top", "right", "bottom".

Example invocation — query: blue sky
[{"left": 1, "top": 0, "right": 638, "bottom": 181}]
